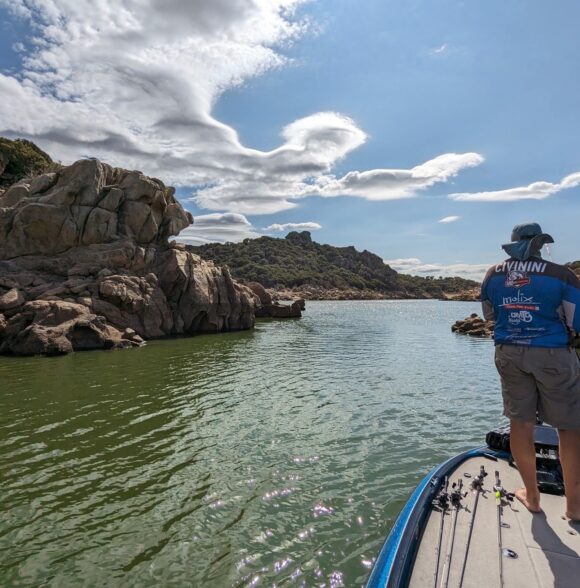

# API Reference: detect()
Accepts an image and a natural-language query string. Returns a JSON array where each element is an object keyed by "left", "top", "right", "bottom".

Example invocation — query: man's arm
[
  {"left": 482, "top": 299, "right": 495, "bottom": 322},
  {"left": 481, "top": 269, "right": 495, "bottom": 321},
  {"left": 562, "top": 269, "right": 580, "bottom": 332}
]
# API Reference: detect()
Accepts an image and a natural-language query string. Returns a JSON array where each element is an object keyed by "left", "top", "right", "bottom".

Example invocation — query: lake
[{"left": 0, "top": 300, "right": 501, "bottom": 587}]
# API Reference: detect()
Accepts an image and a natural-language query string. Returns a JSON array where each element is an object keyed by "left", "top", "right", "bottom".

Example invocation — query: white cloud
[
  {"left": 264, "top": 222, "right": 321, "bottom": 231},
  {"left": 0, "top": 1, "right": 484, "bottom": 216},
  {"left": 384, "top": 257, "right": 490, "bottom": 281},
  {"left": 431, "top": 43, "right": 448, "bottom": 55},
  {"left": 177, "top": 212, "right": 260, "bottom": 245},
  {"left": 193, "top": 151, "right": 484, "bottom": 213},
  {"left": 304, "top": 153, "right": 484, "bottom": 201},
  {"left": 449, "top": 171, "right": 580, "bottom": 202},
  {"left": 0, "top": 0, "right": 310, "bottom": 179},
  {"left": 439, "top": 215, "right": 460, "bottom": 223}
]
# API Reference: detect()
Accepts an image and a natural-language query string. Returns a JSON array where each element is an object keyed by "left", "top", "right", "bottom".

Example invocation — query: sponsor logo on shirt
[
  {"left": 508, "top": 310, "right": 533, "bottom": 325},
  {"left": 500, "top": 291, "right": 540, "bottom": 311},
  {"left": 505, "top": 270, "right": 531, "bottom": 288},
  {"left": 495, "top": 260, "right": 547, "bottom": 273}
]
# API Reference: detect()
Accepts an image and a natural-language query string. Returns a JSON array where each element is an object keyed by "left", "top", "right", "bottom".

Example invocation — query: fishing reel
[
  {"left": 450, "top": 479, "right": 467, "bottom": 508},
  {"left": 493, "top": 471, "right": 515, "bottom": 502},
  {"left": 470, "top": 465, "right": 488, "bottom": 492},
  {"left": 432, "top": 477, "right": 450, "bottom": 511}
]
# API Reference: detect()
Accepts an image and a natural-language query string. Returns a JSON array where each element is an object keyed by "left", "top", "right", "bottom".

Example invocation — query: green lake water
[{"left": 0, "top": 300, "right": 501, "bottom": 587}]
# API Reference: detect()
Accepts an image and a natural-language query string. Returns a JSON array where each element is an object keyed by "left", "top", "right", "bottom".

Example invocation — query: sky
[{"left": 1, "top": 0, "right": 579, "bottom": 280}]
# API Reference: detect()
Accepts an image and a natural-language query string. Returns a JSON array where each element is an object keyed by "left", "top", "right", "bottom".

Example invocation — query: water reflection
[{"left": 0, "top": 301, "right": 500, "bottom": 587}]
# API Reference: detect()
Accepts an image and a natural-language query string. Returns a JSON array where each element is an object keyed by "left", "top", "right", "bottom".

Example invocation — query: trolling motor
[{"left": 486, "top": 423, "right": 564, "bottom": 495}]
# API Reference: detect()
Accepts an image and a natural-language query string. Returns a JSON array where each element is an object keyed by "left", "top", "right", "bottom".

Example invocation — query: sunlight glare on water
[{"left": 0, "top": 301, "right": 500, "bottom": 587}]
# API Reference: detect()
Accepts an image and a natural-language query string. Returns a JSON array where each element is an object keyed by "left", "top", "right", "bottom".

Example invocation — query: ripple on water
[{"left": 0, "top": 300, "right": 500, "bottom": 587}]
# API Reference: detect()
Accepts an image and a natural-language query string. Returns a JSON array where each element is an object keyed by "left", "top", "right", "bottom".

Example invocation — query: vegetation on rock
[
  {"left": 0, "top": 137, "right": 58, "bottom": 189},
  {"left": 190, "top": 231, "right": 480, "bottom": 299}
]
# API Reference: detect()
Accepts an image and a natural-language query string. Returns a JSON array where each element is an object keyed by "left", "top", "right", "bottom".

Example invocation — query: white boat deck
[{"left": 409, "top": 455, "right": 580, "bottom": 588}]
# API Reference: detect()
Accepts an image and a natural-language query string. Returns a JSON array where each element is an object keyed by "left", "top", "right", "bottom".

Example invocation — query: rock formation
[
  {"left": 452, "top": 313, "right": 494, "bottom": 338},
  {"left": 0, "top": 158, "right": 255, "bottom": 355},
  {"left": 246, "top": 281, "right": 304, "bottom": 318}
]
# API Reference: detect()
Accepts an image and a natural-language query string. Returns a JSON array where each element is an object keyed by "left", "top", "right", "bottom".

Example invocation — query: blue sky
[{"left": 1, "top": 0, "right": 579, "bottom": 278}]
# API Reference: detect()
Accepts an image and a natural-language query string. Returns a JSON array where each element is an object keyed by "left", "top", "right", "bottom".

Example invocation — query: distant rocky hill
[{"left": 190, "top": 231, "right": 480, "bottom": 300}]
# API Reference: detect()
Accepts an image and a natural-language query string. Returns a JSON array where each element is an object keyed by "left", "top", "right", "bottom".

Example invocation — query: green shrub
[{"left": 0, "top": 137, "right": 56, "bottom": 188}]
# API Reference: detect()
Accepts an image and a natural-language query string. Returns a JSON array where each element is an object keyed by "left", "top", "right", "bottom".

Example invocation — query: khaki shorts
[{"left": 494, "top": 344, "right": 580, "bottom": 430}]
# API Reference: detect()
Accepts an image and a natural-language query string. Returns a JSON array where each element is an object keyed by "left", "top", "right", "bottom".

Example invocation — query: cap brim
[
  {"left": 502, "top": 234, "right": 554, "bottom": 260},
  {"left": 531, "top": 233, "right": 554, "bottom": 247}
]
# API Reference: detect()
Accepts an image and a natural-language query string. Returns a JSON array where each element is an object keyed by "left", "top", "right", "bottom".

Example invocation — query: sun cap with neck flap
[{"left": 501, "top": 222, "right": 554, "bottom": 261}]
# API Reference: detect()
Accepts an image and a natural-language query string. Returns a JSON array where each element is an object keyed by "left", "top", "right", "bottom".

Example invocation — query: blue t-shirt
[{"left": 481, "top": 258, "right": 580, "bottom": 348}]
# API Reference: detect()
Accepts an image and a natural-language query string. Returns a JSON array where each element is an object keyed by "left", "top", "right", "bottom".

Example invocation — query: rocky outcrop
[
  {"left": 247, "top": 281, "right": 304, "bottom": 318},
  {"left": 265, "top": 300, "right": 304, "bottom": 318},
  {"left": 2, "top": 300, "right": 129, "bottom": 356},
  {"left": 0, "top": 158, "right": 192, "bottom": 258},
  {"left": 247, "top": 282, "right": 273, "bottom": 306},
  {"left": 0, "top": 158, "right": 255, "bottom": 356},
  {"left": 441, "top": 287, "right": 481, "bottom": 302},
  {"left": 0, "top": 288, "right": 25, "bottom": 311},
  {"left": 270, "top": 286, "right": 399, "bottom": 301},
  {"left": 452, "top": 313, "right": 494, "bottom": 338}
]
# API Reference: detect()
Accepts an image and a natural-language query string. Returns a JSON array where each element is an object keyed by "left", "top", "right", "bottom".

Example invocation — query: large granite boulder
[
  {"left": 247, "top": 282, "right": 273, "bottom": 306},
  {"left": 247, "top": 281, "right": 304, "bottom": 318},
  {"left": 1, "top": 300, "right": 130, "bottom": 356},
  {"left": 452, "top": 313, "right": 494, "bottom": 338},
  {"left": 266, "top": 300, "right": 303, "bottom": 318},
  {"left": 0, "top": 288, "right": 25, "bottom": 311},
  {"left": 0, "top": 159, "right": 192, "bottom": 258},
  {"left": 0, "top": 157, "right": 255, "bottom": 355}
]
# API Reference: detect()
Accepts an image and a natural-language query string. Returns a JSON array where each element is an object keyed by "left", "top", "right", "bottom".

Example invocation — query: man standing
[{"left": 481, "top": 222, "right": 580, "bottom": 520}]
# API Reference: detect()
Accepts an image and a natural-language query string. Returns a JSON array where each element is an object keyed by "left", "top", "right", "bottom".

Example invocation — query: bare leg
[
  {"left": 558, "top": 429, "right": 580, "bottom": 521},
  {"left": 510, "top": 419, "right": 541, "bottom": 512}
]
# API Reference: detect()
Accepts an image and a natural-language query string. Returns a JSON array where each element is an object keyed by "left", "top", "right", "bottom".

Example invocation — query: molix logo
[
  {"left": 505, "top": 270, "right": 530, "bottom": 288},
  {"left": 500, "top": 291, "right": 539, "bottom": 308}
]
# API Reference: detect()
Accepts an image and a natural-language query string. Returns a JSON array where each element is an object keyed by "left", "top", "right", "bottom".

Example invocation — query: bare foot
[
  {"left": 565, "top": 511, "right": 580, "bottom": 523},
  {"left": 515, "top": 488, "right": 541, "bottom": 513}
]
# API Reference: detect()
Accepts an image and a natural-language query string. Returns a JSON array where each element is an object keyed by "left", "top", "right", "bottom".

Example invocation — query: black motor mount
[{"left": 486, "top": 423, "right": 564, "bottom": 495}]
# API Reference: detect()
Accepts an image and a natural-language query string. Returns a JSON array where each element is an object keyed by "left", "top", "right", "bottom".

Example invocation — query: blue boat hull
[{"left": 365, "top": 448, "right": 507, "bottom": 588}]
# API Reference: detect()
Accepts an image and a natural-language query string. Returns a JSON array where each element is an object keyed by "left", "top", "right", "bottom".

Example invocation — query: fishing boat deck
[{"left": 409, "top": 455, "right": 580, "bottom": 588}]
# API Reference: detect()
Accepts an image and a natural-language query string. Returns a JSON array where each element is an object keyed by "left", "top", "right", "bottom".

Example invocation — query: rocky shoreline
[
  {"left": 270, "top": 285, "right": 481, "bottom": 302},
  {"left": 451, "top": 314, "right": 494, "bottom": 338},
  {"left": 0, "top": 157, "right": 303, "bottom": 356}
]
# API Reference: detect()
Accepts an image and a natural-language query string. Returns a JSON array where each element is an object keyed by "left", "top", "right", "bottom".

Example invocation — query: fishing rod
[
  {"left": 457, "top": 466, "right": 487, "bottom": 588},
  {"left": 440, "top": 478, "right": 465, "bottom": 588},
  {"left": 432, "top": 476, "right": 450, "bottom": 588},
  {"left": 493, "top": 471, "right": 515, "bottom": 587},
  {"left": 494, "top": 471, "right": 505, "bottom": 588}
]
